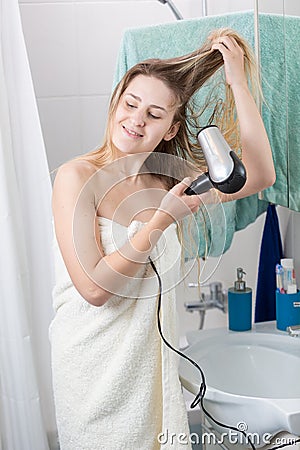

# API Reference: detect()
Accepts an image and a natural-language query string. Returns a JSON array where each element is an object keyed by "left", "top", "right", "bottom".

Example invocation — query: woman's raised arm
[{"left": 212, "top": 35, "right": 276, "bottom": 201}]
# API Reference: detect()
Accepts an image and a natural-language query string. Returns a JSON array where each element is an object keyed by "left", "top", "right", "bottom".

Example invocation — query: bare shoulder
[
  {"left": 53, "top": 159, "right": 98, "bottom": 189},
  {"left": 52, "top": 159, "right": 100, "bottom": 215}
]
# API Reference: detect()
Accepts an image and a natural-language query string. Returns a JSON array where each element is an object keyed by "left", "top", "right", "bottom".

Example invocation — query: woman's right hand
[{"left": 152, "top": 177, "right": 201, "bottom": 229}]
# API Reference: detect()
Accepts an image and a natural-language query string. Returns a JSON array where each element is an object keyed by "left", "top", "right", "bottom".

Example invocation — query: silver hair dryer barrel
[{"left": 185, "top": 125, "right": 247, "bottom": 195}]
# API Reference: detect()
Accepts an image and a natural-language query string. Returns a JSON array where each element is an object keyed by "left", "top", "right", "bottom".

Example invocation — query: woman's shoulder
[
  {"left": 55, "top": 158, "right": 98, "bottom": 185},
  {"left": 52, "top": 159, "right": 100, "bottom": 200},
  {"left": 57, "top": 158, "right": 98, "bottom": 178}
]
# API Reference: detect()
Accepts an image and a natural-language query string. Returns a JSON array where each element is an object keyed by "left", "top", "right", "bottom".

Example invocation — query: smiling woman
[
  {"left": 112, "top": 76, "right": 180, "bottom": 155},
  {"left": 50, "top": 27, "right": 275, "bottom": 450}
]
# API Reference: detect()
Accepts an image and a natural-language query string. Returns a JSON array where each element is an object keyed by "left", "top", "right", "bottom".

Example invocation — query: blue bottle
[{"left": 228, "top": 268, "right": 252, "bottom": 331}]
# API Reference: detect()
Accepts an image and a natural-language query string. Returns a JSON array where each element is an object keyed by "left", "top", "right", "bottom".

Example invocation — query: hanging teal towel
[
  {"left": 113, "top": 11, "right": 256, "bottom": 88},
  {"left": 184, "top": 196, "right": 268, "bottom": 258},
  {"left": 258, "top": 14, "right": 300, "bottom": 212}
]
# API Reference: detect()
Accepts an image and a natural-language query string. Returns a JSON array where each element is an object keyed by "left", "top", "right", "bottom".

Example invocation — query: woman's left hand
[{"left": 212, "top": 36, "right": 246, "bottom": 87}]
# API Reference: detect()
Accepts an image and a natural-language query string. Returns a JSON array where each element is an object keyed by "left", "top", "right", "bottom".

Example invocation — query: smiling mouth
[{"left": 122, "top": 125, "right": 143, "bottom": 138}]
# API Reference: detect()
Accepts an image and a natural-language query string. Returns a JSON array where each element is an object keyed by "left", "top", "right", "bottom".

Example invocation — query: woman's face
[{"left": 111, "top": 75, "right": 180, "bottom": 155}]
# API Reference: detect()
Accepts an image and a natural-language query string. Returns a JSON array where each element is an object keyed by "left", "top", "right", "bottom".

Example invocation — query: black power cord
[{"left": 148, "top": 256, "right": 300, "bottom": 450}]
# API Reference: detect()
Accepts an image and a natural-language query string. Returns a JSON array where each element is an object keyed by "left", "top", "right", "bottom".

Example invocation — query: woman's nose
[{"left": 130, "top": 109, "right": 145, "bottom": 127}]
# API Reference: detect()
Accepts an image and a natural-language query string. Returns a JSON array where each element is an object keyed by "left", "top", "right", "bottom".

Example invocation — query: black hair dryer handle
[{"left": 184, "top": 173, "right": 212, "bottom": 195}]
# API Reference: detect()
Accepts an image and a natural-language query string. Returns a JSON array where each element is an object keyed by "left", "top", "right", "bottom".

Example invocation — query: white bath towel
[{"left": 49, "top": 217, "right": 191, "bottom": 450}]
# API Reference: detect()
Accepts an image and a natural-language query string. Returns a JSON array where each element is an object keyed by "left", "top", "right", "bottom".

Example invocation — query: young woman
[{"left": 50, "top": 28, "right": 275, "bottom": 450}]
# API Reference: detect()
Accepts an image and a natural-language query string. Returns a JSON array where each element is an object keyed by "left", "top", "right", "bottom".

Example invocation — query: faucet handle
[
  {"left": 287, "top": 325, "right": 300, "bottom": 337},
  {"left": 188, "top": 282, "right": 221, "bottom": 289}
]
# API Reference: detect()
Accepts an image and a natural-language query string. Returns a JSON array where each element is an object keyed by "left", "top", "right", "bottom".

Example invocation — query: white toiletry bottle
[{"left": 281, "top": 258, "right": 297, "bottom": 294}]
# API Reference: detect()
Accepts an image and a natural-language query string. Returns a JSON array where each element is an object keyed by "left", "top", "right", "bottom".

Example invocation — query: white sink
[{"left": 179, "top": 322, "right": 300, "bottom": 444}]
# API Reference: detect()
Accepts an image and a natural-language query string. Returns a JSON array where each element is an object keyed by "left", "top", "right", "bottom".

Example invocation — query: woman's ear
[{"left": 163, "top": 122, "right": 180, "bottom": 141}]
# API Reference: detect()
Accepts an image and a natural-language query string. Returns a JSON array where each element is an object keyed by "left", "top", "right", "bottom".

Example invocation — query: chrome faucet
[
  {"left": 287, "top": 325, "right": 300, "bottom": 337},
  {"left": 184, "top": 281, "right": 227, "bottom": 329}
]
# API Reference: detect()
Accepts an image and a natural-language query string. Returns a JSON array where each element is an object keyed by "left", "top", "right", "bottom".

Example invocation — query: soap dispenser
[{"left": 228, "top": 268, "right": 252, "bottom": 331}]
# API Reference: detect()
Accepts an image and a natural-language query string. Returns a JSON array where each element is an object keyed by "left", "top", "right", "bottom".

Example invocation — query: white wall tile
[
  {"left": 38, "top": 95, "right": 110, "bottom": 172},
  {"left": 179, "top": 0, "right": 203, "bottom": 18},
  {"left": 258, "top": 0, "right": 300, "bottom": 15},
  {"left": 20, "top": 3, "right": 78, "bottom": 97},
  {"left": 257, "top": 0, "right": 284, "bottom": 14},
  {"left": 37, "top": 97, "right": 81, "bottom": 172},
  {"left": 284, "top": 0, "right": 300, "bottom": 15},
  {"left": 76, "top": 1, "right": 179, "bottom": 97},
  {"left": 207, "top": 0, "right": 254, "bottom": 16},
  {"left": 80, "top": 95, "right": 110, "bottom": 153},
  {"left": 19, "top": 0, "right": 74, "bottom": 3}
]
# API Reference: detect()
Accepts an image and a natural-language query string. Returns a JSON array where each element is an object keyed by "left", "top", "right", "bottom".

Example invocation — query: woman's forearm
[
  {"left": 231, "top": 83, "right": 276, "bottom": 196},
  {"left": 91, "top": 213, "right": 168, "bottom": 297}
]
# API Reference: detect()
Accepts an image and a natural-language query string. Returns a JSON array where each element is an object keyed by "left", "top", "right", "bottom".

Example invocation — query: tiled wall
[{"left": 18, "top": 0, "right": 202, "bottom": 172}]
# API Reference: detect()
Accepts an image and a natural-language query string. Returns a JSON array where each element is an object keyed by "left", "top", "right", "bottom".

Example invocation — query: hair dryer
[{"left": 185, "top": 125, "right": 246, "bottom": 195}]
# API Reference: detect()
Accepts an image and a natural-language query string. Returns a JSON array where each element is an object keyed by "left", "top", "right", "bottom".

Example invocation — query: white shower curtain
[{"left": 0, "top": 0, "right": 56, "bottom": 449}]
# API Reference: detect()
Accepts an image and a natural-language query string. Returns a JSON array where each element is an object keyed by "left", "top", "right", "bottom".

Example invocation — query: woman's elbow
[
  {"left": 78, "top": 284, "right": 112, "bottom": 307},
  {"left": 262, "top": 168, "right": 276, "bottom": 190},
  {"left": 245, "top": 168, "right": 276, "bottom": 197}
]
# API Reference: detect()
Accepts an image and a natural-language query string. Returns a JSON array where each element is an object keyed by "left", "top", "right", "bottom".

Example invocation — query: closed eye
[
  {"left": 126, "top": 102, "right": 136, "bottom": 109},
  {"left": 149, "top": 112, "right": 161, "bottom": 119},
  {"left": 125, "top": 100, "right": 161, "bottom": 119}
]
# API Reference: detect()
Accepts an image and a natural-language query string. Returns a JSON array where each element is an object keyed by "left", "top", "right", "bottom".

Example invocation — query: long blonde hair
[
  {"left": 74, "top": 28, "right": 260, "bottom": 275},
  {"left": 77, "top": 27, "right": 259, "bottom": 181}
]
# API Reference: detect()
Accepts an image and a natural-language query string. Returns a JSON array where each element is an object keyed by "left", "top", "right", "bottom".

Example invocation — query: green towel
[
  {"left": 113, "top": 11, "right": 256, "bottom": 87},
  {"left": 259, "top": 13, "right": 300, "bottom": 212},
  {"left": 193, "top": 196, "right": 268, "bottom": 258},
  {"left": 112, "top": 12, "right": 271, "bottom": 256}
]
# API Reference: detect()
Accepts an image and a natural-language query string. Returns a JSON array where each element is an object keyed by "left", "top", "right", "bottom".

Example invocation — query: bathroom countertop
[{"left": 185, "top": 320, "right": 289, "bottom": 347}]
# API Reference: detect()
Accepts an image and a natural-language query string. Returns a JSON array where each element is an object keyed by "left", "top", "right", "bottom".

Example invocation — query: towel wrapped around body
[{"left": 49, "top": 217, "right": 191, "bottom": 450}]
